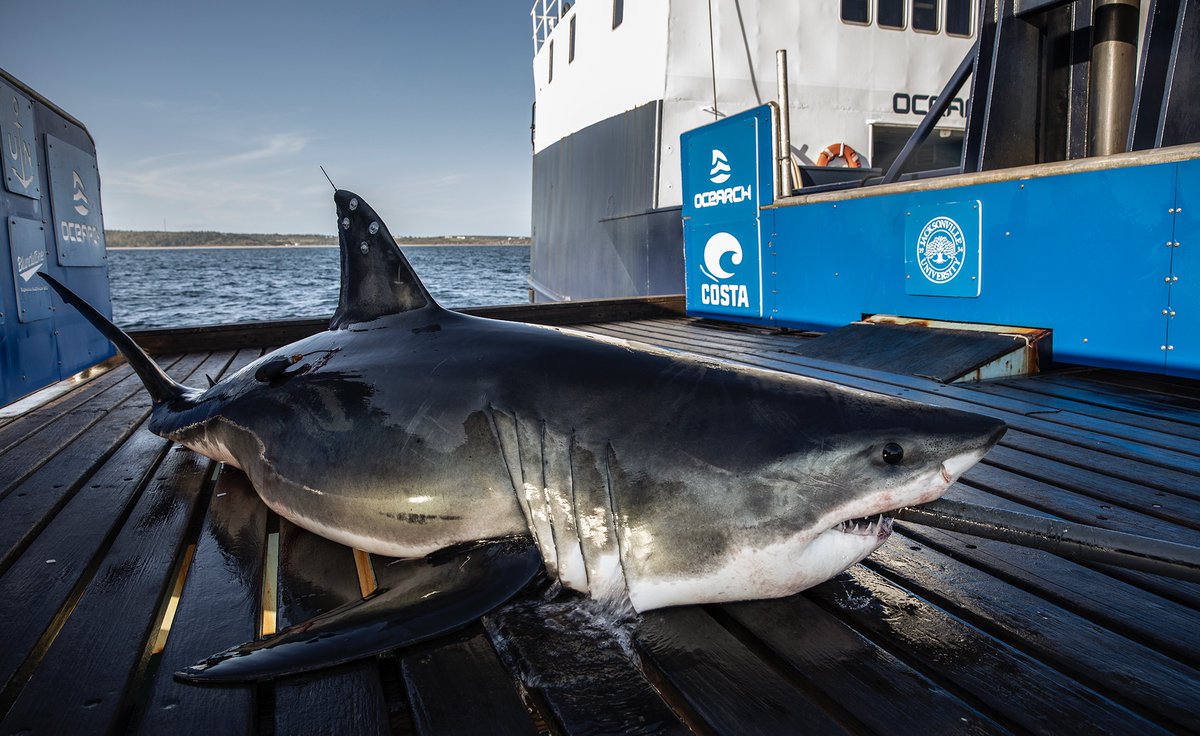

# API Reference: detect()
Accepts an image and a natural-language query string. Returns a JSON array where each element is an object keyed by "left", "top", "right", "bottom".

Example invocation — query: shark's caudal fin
[
  {"left": 39, "top": 273, "right": 191, "bottom": 406},
  {"left": 330, "top": 190, "right": 441, "bottom": 329}
]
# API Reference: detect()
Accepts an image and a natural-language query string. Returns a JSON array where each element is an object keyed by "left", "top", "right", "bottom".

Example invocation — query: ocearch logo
[
  {"left": 709, "top": 149, "right": 731, "bottom": 184},
  {"left": 698, "top": 231, "right": 749, "bottom": 308}
]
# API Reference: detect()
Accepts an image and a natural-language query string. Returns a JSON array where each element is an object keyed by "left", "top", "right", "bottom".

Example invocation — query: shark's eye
[{"left": 882, "top": 442, "right": 904, "bottom": 465}]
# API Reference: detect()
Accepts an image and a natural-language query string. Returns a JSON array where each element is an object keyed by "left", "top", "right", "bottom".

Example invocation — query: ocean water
[{"left": 107, "top": 246, "right": 530, "bottom": 330}]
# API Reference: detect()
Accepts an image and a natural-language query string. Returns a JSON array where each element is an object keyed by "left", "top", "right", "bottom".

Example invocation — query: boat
[{"left": 529, "top": 0, "right": 978, "bottom": 302}]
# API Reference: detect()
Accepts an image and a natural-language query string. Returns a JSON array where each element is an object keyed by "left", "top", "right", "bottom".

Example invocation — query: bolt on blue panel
[
  {"left": 0, "top": 80, "right": 42, "bottom": 200},
  {"left": 681, "top": 104, "right": 775, "bottom": 321},
  {"left": 904, "top": 200, "right": 982, "bottom": 297}
]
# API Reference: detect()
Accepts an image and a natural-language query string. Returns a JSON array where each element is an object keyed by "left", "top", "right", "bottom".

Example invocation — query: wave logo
[
  {"left": 916, "top": 215, "right": 966, "bottom": 284},
  {"left": 72, "top": 171, "right": 89, "bottom": 216},
  {"left": 698, "top": 231, "right": 749, "bottom": 308},
  {"left": 709, "top": 149, "right": 731, "bottom": 184}
]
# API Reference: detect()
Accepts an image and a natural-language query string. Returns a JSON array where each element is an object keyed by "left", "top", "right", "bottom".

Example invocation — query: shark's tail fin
[{"left": 40, "top": 273, "right": 191, "bottom": 406}]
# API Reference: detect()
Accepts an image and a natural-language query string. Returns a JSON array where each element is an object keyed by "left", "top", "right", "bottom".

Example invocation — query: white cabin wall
[
  {"left": 532, "top": 0, "right": 671, "bottom": 155},
  {"left": 658, "top": 1, "right": 975, "bottom": 207}
]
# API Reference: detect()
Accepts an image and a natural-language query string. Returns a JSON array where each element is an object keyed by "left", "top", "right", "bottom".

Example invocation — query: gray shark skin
[{"left": 42, "top": 189, "right": 1005, "bottom": 681}]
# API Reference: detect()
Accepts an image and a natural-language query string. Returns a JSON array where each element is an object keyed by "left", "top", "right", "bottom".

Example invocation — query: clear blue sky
[{"left": 1, "top": 0, "right": 535, "bottom": 236}]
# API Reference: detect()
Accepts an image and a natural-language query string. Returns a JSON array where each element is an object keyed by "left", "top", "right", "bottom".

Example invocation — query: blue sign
[
  {"left": 8, "top": 216, "right": 51, "bottom": 322},
  {"left": 47, "top": 134, "right": 106, "bottom": 267},
  {"left": 904, "top": 200, "right": 981, "bottom": 297},
  {"left": 0, "top": 81, "right": 41, "bottom": 200},
  {"left": 682, "top": 105, "right": 775, "bottom": 320}
]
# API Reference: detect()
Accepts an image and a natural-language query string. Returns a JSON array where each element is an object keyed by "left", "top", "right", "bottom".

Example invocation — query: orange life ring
[{"left": 816, "top": 142, "right": 862, "bottom": 168}]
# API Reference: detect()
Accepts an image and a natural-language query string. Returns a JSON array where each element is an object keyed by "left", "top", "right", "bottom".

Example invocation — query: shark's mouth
[{"left": 833, "top": 513, "right": 893, "bottom": 539}]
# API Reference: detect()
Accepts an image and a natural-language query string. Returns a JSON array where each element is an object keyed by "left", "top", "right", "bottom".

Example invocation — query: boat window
[
  {"left": 912, "top": 0, "right": 938, "bottom": 32},
  {"left": 878, "top": 0, "right": 905, "bottom": 29},
  {"left": 841, "top": 0, "right": 870, "bottom": 24},
  {"left": 548, "top": 41, "right": 554, "bottom": 82},
  {"left": 613, "top": 0, "right": 623, "bottom": 29},
  {"left": 946, "top": 0, "right": 972, "bottom": 36},
  {"left": 569, "top": 15, "right": 576, "bottom": 62}
]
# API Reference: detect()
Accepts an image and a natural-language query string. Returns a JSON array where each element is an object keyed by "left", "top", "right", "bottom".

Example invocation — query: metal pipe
[
  {"left": 1088, "top": 0, "right": 1140, "bottom": 156},
  {"left": 776, "top": 49, "right": 794, "bottom": 196},
  {"left": 882, "top": 44, "right": 977, "bottom": 185},
  {"left": 895, "top": 498, "right": 1200, "bottom": 582}
]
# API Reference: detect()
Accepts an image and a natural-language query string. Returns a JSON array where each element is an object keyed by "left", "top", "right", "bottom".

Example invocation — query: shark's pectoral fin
[{"left": 174, "top": 536, "right": 541, "bottom": 683}]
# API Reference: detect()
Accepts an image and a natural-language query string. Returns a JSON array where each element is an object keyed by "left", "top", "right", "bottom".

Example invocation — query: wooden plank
[
  {"left": 967, "top": 380, "right": 1200, "bottom": 442},
  {"left": 895, "top": 493, "right": 1200, "bottom": 668},
  {"left": 484, "top": 597, "right": 688, "bottom": 735},
  {"left": 130, "top": 467, "right": 268, "bottom": 736},
  {"left": 870, "top": 532, "right": 1200, "bottom": 731},
  {"left": 1028, "top": 374, "right": 1200, "bottom": 420},
  {"left": 400, "top": 632, "right": 538, "bottom": 736},
  {"left": 0, "top": 351, "right": 226, "bottom": 574},
  {"left": 0, "top": 354, "right": 195, "bottom": 499},
  {"left": 128, "top": 296, "right": 687, "bottom": 353},
  {"left": 982, "top": 446, "right": 1200, "bottom": 529},
  {"left": 806, "top": 568, "right": 1171, "bottom": 734},
  {"left": 272, "top": 519, "right": 392, "bottom": 736},
  {"left": 958, "top": 463, "right": 1200, "bottom": 545},
  {"left": 0, "top": 360, "right": 138, "bottom": 454},
  {"left": 719, "top": 597, "right": 1002, "bottom": 734},
  {"left": 0, "top": 449, "right": 213, "bottom": 734},
  {"left": 636, "top": 607, "right": 848, "bottom": 734}
]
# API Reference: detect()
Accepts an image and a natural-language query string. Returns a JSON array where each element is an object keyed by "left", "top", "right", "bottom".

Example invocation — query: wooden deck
[{"left": 1, "top": 312, "right": 1198, "bottom": 735}]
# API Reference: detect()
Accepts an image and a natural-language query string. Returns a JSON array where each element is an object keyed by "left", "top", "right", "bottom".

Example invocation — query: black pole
[
  {"left": 895, "top": 498, "right": 1200, "bottom": 582},
  {"left": 881, "top": 44, "right": 978, "bottom": 185}
]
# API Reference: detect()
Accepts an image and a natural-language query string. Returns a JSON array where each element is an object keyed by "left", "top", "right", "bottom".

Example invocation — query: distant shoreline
[{"left": 108, "top": 243, "right": 531, "bottom": 251}]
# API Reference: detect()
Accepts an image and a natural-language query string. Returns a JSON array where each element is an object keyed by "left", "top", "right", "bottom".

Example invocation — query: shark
[{"left": 41, "top": 189, "right": 1006, "bottom": 682}]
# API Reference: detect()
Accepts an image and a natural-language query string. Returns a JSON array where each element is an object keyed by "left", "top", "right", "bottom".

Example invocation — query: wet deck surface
[{"left": 1, "top": 316, "right": 1198, "bottom": 734}]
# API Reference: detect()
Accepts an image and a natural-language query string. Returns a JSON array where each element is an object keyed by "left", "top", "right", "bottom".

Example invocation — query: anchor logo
[
  {"left": 72, "top": 171, "right": 90, "bottom": 216},
  {"left": 6, "top": 95, "right": 35, "bottom": 191}
]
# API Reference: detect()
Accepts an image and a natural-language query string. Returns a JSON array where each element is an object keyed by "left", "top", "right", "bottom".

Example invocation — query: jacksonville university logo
[
  {"left": 699, "top": 231, "right": 749, "bottom": 308},
  {"left": 916, "top": 215, "right": 966, "bottom": 284}
]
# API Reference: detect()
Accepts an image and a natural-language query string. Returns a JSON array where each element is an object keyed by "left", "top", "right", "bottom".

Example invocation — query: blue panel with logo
[
  {"left": 904, "top": 200, "right": 981, "bottom": 297},
  {"left": 1, "top": 81, "right": 42, "bottom": 200},
  {"left": 47, "top": 134, "right": 106, "bottom": 268},
  {"left": 681, "top": 105, "right": 775, "bottom": 322},
  {"left": 8, "top": 216, "right": 51, "bottom": 322}
]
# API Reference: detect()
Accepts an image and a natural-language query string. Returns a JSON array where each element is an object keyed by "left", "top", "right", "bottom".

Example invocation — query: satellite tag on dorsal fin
[{"left": 330, "top": 190, "right": 440, "bottom": 329}]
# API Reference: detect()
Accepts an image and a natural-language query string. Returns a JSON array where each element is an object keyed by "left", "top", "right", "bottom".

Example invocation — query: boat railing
[{"left": 530, "top": 0, "right": 564, "bottom": 54}]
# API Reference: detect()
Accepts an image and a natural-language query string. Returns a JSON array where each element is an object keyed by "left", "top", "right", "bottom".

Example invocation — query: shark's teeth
[{"left": 834, "top": 514, "right": 891, "bottom": 537}]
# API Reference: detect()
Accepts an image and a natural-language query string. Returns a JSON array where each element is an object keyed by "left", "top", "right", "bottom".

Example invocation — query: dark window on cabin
[
  {"left": 878, "top": 0, "right": 905, "bottom": 28},
  {"left": 841, "top": 0, "right": 870, "bottom": 24},
  {"left": 569, "top": 16, "right": 576, "bottom": 62},
  {"left": 548, "top": 41, "right": 554, "bottom": 82},
  {"left": 912, "top": 0, "right": 938, "bottom": 31},
  {"left": 946, "top": 0, "right": 971, "bottom": 36},
  {"left": 613, "top": 0, "right": 623, "bottom": 28}
]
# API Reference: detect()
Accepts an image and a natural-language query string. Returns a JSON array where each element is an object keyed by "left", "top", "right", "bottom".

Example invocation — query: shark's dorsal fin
[{"left": 330, "top": 190, "right": 440, "bottom": 329}]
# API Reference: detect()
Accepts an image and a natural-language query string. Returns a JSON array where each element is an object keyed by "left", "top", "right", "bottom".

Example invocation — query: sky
[{"left": 0, "top": 0, "right": 536, "bottom": 236}]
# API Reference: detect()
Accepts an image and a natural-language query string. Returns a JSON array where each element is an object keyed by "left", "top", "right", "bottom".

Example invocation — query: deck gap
[
  {"left": 256, "top": 678, "right": 277, "bottom": 736},
  {"left": 0, "top": 441, "right": 175, "bottom": 718},
  {"left": 858, "top": 556, "right": 1178, "bottom": 729},
  {"left": 701, "top": 604, "right": 874, "bottom": 735},
  {"left": 628, "top": 636, "right": 719, "bottom": 736},
  {"left": 260, "top": 515, "right": 281, "bottom": 638},
  {"left": 375, "top": 655, "right": 420, "bottom": 736},
  {"left": 118, "top": 459, "right": 222, "bottom": 733}
]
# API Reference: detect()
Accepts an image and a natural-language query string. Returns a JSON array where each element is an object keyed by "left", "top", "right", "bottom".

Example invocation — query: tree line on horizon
[{"left": 105, "top": 230, "right": 532, "bottom": 248}]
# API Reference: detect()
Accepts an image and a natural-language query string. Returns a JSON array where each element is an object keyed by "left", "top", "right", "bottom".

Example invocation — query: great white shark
[{"left": 42, "top": 189, "right": 1006, "bottom": 682}]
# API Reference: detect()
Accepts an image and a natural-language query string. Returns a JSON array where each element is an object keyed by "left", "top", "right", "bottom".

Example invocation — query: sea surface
[{"left": 107, "top": 245, "right": 530, "bottom": 330}]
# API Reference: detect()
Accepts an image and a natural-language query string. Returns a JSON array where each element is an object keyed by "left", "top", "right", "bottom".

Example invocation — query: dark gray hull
[{"left": 530, "top": 102, "right": 684, "bottom": 302}]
